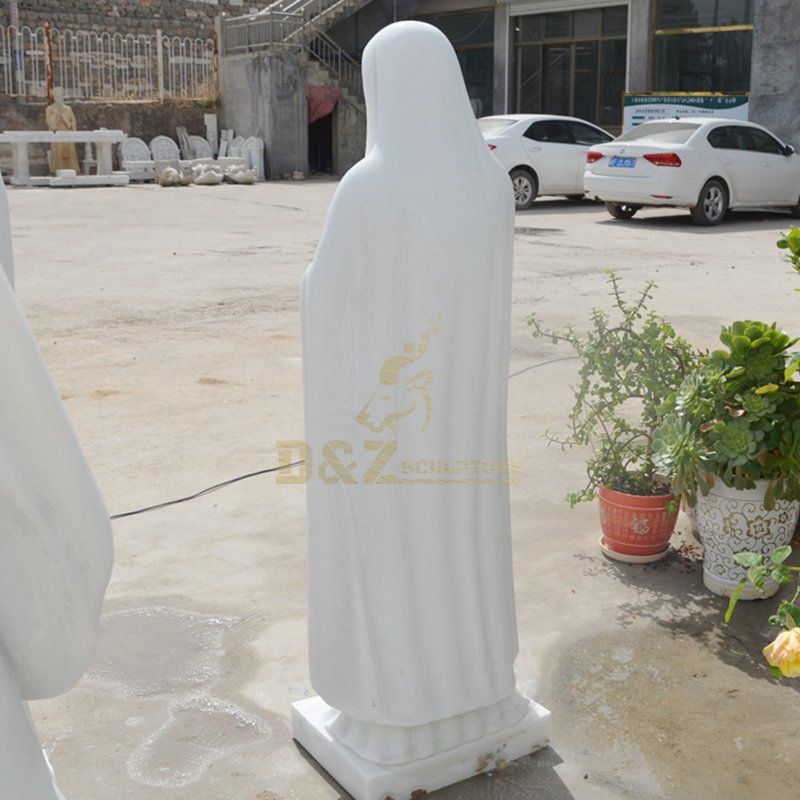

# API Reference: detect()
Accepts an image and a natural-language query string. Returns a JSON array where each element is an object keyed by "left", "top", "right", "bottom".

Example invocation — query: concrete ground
[{"left": 8, "top": 180, "right": 800, "bottom": 800}]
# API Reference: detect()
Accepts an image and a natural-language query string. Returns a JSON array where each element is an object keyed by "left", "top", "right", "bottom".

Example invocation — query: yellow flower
[{"left": 763, "top": 628, "right": 800, "bottom": 678}]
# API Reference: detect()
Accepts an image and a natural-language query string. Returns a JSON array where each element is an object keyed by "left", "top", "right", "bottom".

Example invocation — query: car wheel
[
  {"left": 510, "top": 169, "right": 536, "bottom": 210},
  {"left": 690, "top": 179, "right": 728, "bottom": 226},
  {"left": 606, "top": 202, "right": 639, "bottom": 220},
  {"left": 789, "top": 195, "right": 800, "bottom": 218}
]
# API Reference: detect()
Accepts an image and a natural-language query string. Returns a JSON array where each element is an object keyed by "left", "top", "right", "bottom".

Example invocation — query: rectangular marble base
[{"left": 292, "top": 696, "right": 551, "bottom": 800}]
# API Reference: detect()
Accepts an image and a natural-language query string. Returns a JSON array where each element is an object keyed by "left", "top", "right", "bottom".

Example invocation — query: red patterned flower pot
[{"left": 598, "top": 486, "right": 678, "bottom": 561}]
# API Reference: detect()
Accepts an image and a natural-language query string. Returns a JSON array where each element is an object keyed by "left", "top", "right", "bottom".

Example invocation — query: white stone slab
[
  {"left": 49, "top": 174, "right": 129, "bottom": 188},
  {"left": 0, "top": 130, "right": 125, "bottom": 143},
  {"left": 292, "top": 696, "right": 551, "bottom": 800}
]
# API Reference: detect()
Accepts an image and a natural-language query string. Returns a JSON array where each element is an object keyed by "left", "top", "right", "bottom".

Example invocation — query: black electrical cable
[
  {"left": 110, "top": 461, "right": 304, "bottom": 520},
  {"left": 110, "top": 356, "right": 575, "bottom": 521}
]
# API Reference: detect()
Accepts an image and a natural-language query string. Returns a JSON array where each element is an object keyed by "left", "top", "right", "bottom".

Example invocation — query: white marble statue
[
  {"left": 0, "top": 172, "right": 13, "bottom": 287},
  {"left": 292, "top": 21, "right": 549, "bottom": 800},
  {"left": 0, "top": 172, "right": 113, "bottom": 800}
]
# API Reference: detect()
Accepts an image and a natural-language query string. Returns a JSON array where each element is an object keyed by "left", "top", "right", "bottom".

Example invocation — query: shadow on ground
[{"left": 573, "top": 532, "right": 800, "bottom": 687}]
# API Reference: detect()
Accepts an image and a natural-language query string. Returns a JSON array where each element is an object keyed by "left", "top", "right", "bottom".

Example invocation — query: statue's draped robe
[
  {"left": 0, "top": 174, "right": 113, "bottom": 798},
  {"left": 45, "top": 102, "right": 80, "bottom": 174},
  {"left": 301, "top": 22, "right": 524, "bottom": 764}
]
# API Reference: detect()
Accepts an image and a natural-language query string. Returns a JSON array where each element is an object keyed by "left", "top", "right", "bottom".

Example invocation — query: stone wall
[
  {"left": 0, "top": 0, "right": 259, "bottom": 38},
  {"left": 750, "top": 0, "right": 800, "bottom": 148},
  {"left": 0, "top": 98, "right": 216, "bottom": 175},
  {"left": 219, "top": 50, "right": 307, "bottom": 179}
]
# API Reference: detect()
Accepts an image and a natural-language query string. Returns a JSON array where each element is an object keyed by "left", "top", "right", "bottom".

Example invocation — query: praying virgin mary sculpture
[
  {"left": 292, "top": 21, "right": 550, "bottom": 800},
  {"left": 0, "top": 173, "right": 113, "bottom": 800}
]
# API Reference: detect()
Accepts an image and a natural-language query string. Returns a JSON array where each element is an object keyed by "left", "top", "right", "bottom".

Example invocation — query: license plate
[{"left": 609, "top": 156, "right": 637, "bottom": 168}]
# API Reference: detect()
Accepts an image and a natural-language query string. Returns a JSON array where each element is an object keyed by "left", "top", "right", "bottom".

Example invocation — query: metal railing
[
  {"left": 222, "top": 11, "right": 304, "bottom": 54},
  {"left": 221, "top": 7, "right": 365, "bottom": 112},
  {"left": 305, "top": 21, "right": 362, "bottom": 104},
  {"left": 263, "top": 0, "right": 343, "bottom": 22},
  {"left": 0, "top": 24, "right": 216, "bottom": 101}
]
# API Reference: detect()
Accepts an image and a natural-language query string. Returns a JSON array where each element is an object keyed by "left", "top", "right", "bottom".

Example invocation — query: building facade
[
  {"left": 327, "top": 0, "right": 797, "bottom": 141},
  {"left": 216, "top": 0, "right": 800, "bottom": 177}
]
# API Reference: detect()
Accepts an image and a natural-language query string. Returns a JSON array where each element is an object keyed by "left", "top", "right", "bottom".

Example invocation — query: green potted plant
[
  {"left": 528, "top": 273, "right": 695, "bottom": 562},
  {"left": 725, "top": 544, "right": 800, "bottom": 678},
  {"left": 654, "top": 321, "right": 800, "bottom": 597}
]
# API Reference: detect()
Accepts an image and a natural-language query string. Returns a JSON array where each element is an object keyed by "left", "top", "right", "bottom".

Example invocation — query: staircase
[
  {"left": 304, "top": 21, "right": 364, "bottom": 115},
  {"left": 222, "top": 0, "right": 369, "bottom": 113}
]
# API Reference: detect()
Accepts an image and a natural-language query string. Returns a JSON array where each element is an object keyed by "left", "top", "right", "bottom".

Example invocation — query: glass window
[
  {"left": 512, "top": 6, "right": 627, "bottom": 128},
  {"left": 570, "top": 121, "right": 610, "bottom": 145},
  {"left": 516, "top": 15, "right": 540, "bottom": 43},
  {"left": 654, "top": 29, "right": 752, "bottom": 92},
  {"left": 573, "top": 42, "right": 598, "bottom": 122},
  {"left": 457, "top": 48, "right": 494, "bottom": 118},
  {"left": 599, "top": 38, "right": 626, "bottom": 128},
  {"left": 574, "top": 10, "right": 601, "bottom": 37},
  {"left": 526, "top": 120, "right": 574, "bottom": 144},
  {"left": 707, "top": 125, "right": 747, "bottom": 149},
  {"left": 542, "top": 44, "right": 571, "bottom": 115},
  {"left": 424, "top": 11, "right": 494, "bottom": 47},
  {"left": 747, "top": 128, "right": 785, "bottom": 155},
  {"left": 602, "top": 6, "right": 628, "bottom": 36},
  {"left": 516, "top": 44, "right": 542, "bottom": 113},
  {"left": 656, "top": 0, "right": 754, "bottom": 29},
  {"left": 544, "top": 12, "right": 571, "bottom": 39}
]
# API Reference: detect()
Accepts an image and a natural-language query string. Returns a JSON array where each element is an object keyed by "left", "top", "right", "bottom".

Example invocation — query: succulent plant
[
  {"left": 654, "top": 318, "right": 800, "bottom": 508},
  {"left": 709, "top": 419, "right": 763, "bottom": 467}
]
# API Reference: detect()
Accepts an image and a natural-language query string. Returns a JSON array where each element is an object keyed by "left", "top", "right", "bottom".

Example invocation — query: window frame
[
  {"left": 512, "top": 6, "right": 628, "bottom": 131},
  {"left": 652, "top": 0, "right": 755, "bottom": 92}
]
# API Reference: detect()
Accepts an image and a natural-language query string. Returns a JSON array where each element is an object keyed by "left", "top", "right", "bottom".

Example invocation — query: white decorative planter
[{"left": 697, "top": 478, "right": 800, "bottom": 599}]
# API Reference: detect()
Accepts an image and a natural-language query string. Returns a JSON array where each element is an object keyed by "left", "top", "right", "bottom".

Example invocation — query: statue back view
[{"left": 294, "top": 22, "right": 550, "bottom": 800}]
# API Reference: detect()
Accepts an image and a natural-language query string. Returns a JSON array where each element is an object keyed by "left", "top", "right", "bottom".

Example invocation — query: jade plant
[
  {"left": 528, "top": 273, "right": 695, "bottom": 505},
  {"left": 654, "top": 320, "right": 800, "bottom": 508}
]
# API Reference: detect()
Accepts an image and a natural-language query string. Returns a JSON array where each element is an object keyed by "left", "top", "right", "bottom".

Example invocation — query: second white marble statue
[
  {"left": 293, "top": 21, "right": 550, "bottom": 800},
  {"left": 0, "top": 172, "right": 114, "bottom": 800}
]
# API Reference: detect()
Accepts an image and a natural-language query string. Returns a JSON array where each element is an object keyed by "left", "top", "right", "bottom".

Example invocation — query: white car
[
  {"left": 480, "top": 114, "right": 613, "bottom": 210},
  {"left": 584, "top": 118, "right": 800, "bottom": 226}
]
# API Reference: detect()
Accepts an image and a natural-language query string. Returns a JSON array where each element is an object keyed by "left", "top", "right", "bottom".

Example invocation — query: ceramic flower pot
[
  {"left": 599, "top": 487, "right": 679, "bottom": 562},
  {"left": 696, "top": 478, "right": 800, "bottom": 599}
]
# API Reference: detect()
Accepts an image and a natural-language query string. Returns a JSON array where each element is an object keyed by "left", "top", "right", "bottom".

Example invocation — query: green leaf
[
  {"left": 785, "top": 356, "right": 800, "bottom": 381},
  {"left": 772, "top": 545, "right": 792, "bottom": 564},
  {"left": 771, "top": 566, "right": 792, "bottom": 584},
  {"left": 724, "top": 580, "right": 746, "bottom": 623},
  {"left": 778, "top": 601, "right": 800, "bottom": 627},
  {"left": 734, "top": 552, "right": 763, "bottom": 568},
  {"left": 754, "top": 383, "right": 779, "bottom": 395},
  {"left": 748, "top": 566, "right": 767, "bottom": 589},
  {"left": 769, "top": 664, "right": 783, "bottom": 678}
]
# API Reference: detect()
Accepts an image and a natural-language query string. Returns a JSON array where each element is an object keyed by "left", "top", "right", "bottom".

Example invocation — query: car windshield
[
  {"left": 478, "top": 118, "right": 517, "bottom": 136},
  {"left": 616, "top": 123, "right": 701, "bottom": 145}
]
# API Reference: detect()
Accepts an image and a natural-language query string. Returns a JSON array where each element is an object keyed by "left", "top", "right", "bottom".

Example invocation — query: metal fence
[
  {"left": 0, "top": 24, "right": 217, "bottom": 101},
  {"left": 221, "top": 11, "right": 304, "bottom": 54}
]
